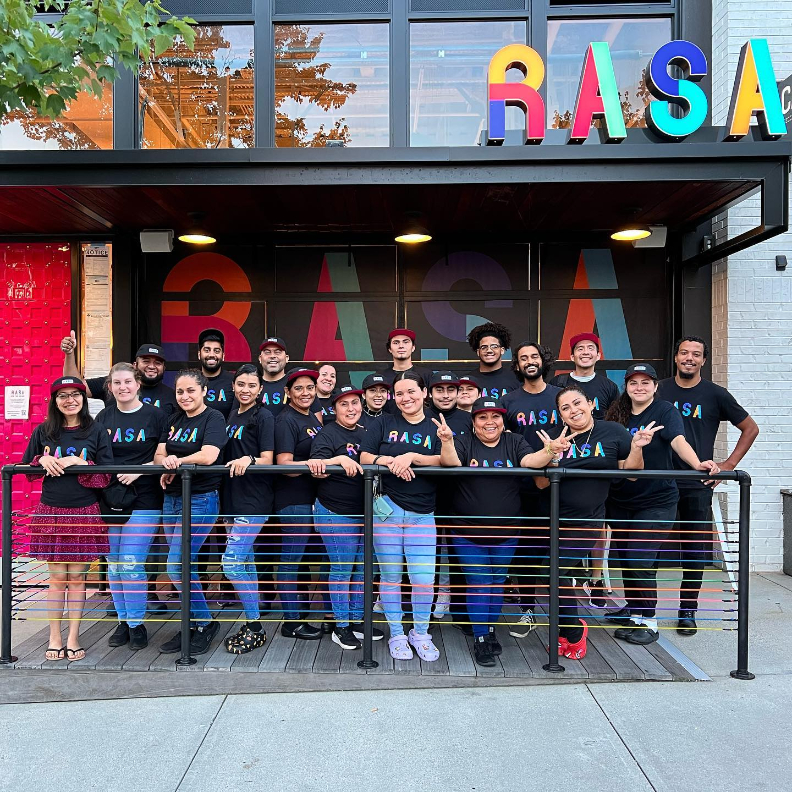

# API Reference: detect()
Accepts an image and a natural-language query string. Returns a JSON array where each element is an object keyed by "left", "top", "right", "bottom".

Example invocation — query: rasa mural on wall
[{"left": 487, "top": 38, "right": 788, "bottom": 144}]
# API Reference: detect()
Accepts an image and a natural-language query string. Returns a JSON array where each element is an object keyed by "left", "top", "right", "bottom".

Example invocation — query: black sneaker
[
  {"left": 605, "top": 607, "right": 633, "bottom": 626},
  {"left": 332, "top": 626, "right": 362, "bottom": 650},
  {"left": 350, "top": 623, "right": 385, "bottom": 641},
  {"left": 624, "top": 627, "right": 659, "bottom": 645},
  {"left": 484, "top": 629, "right": 503, "bottom": 656},
  {"left": 160, "top": 630, "right": 190, "bottom": 654},
  {"left": 129, "top": 625, "right": 149, "bottom": 651},
  {"left": 473, "top": 635, "right": 496, "bottom": 667},
  {"left": 583, "top": 578, "right": 609, "bottom": 608},
  {"left": 281, "top": 622, "right": 323, "bottom": 640},
  {"left": 108, "top": 622, "right": 129, "bottom": 648},
  {"left": 148, "top": 599, "right": 169, "bottom": 615},
  {"left": 677, "top": 610, "right": 697, "bottom": 636},
  {"left": 190, "top": 621, "right": 221, "bottom": 655},
  {"left": 321, "top": 617, "right": 335, "bottom": 635}
]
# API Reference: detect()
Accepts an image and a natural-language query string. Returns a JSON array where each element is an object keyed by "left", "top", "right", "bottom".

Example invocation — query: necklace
[{"left": 571, "top": 421, "right": 595, "bottom": 451}]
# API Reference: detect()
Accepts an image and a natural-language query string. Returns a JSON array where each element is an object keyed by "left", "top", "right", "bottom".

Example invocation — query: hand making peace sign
[
  {"left": 536, "top": 425, "right": 575, "bottom": 456},
  {"left": 631, "top": 420, "right": 664, "bottom": 448},
  {"left": 432, "top": 412, "right": 454, "bottom": 444}
]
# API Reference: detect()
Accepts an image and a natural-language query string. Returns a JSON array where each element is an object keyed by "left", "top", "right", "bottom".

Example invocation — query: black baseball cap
[
  {"left": 427, "top": 370, "right": 460, "bottom": 389},
  {"left": 457, "top": 374, "right": 481, "bottom": 390},
  {"left": 471, "top": 397, "right": 506, "bottom": 416},
  {"left": 198, "top": 328, "right": 225, "bottom": 349},
  {"left": 135, "top": 344, "right": 166, "bottom": 361},
  {"left": 331, "top": 385, "right": 364, "bottom": 405},
  {"left": 259, "top": 337, "right": 288, "bottom": 353},
  {"left": 624, "top": 363, "right": 658, "bottom": 381},
  {"left": 362, "top": 374, "right": 389, "bottom": 391},
  {"left": 285, "top": 367, "right": 319, "bottom": 385}
]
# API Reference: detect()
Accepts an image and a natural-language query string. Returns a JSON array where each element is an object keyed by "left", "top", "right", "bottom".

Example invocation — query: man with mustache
[
  {"left": 61, "top": 331, "right": 176, "bottom": 417},
  {"left": 466, "top": 322, "right": 520, "bottom": 402},
  {"left": 198, "top": 328, "right": 235, "bottom": 420}
]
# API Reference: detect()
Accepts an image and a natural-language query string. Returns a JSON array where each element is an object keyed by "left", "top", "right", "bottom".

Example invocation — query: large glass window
[
  {"left": 0, "top": 84, "right": 112, "bottom": 150},
  {"left": 410, "top": 21, "right": 526, "bottom": 147},
  {"left": 139, "top": 25, "right": 254, "bottom": 149},
  {"left": 547, "top": 17, "right": 672, "bottom": 129},
  {"left": 275, "top": 23, "right": 389, "bottom": 147}
]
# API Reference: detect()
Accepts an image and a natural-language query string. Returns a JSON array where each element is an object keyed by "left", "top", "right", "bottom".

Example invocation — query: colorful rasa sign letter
[{"left": 486, "top": 38, "right": 788, "bottom": 145}]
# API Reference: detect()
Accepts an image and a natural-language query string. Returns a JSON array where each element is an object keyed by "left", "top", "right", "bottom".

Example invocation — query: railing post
[
  {"left": 730, "top": 473, "right": 754, "bottom": 680},
  {"left": 176, "top": 468, "right": 196, "bottom": 667},
  {"left": 1, "top": 469, "right": 18, "bottom": 664},
  {"left": 358, "top": 468, "right": 378, "bottom": 669},
  {"left": 543, "top": 469, "right": 564, "bottom": 673}
]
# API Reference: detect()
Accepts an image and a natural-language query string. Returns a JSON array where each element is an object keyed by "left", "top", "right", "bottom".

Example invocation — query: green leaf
[
  {"left": 43, "top": 92, "right": 67, "bottom": 118},
  {"left": 96, "top": 64, "right": 116, "bottom": 83}
]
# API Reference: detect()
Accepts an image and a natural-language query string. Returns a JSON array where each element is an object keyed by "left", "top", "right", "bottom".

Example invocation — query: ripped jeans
[
  {"left": 107, "top": 510, "right": 161, "bottom": 628},
  {"left": 222, "top": 515, "right": 267, "bottom": 621}
]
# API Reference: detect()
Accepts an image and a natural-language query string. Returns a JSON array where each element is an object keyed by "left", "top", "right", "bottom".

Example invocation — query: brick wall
[{"left": 711, "top": 0, "right": 792, "bottom": 570}]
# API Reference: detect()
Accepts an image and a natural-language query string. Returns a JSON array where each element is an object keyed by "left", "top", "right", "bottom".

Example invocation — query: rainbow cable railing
[{"left": 0, "top": 464, "right": 754, "bottom": 679}]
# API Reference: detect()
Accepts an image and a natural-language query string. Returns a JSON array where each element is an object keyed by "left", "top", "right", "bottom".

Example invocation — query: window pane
[
  {"left": 139, "top": 25, "right": 254, "bottom": 149},
  {"left": 275, "top": 23, "right": 389, "bottom": 148},
  {"left": 410, "top": 21, "right": 526, "bottom": 147},
  {"left": 0, "top": 85, "right": 112, "bottom": 150},
  {"left": 547, "top": 17, "right": 672, "bottom": 129}
]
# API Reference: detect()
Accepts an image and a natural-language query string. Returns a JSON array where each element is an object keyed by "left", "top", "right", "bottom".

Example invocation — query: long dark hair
[
  {"left": 233, "top": 363, "right": 264, "bottom": 428},
  {"left": 41, "top": 389, "right": 93, "bottom": 442},
  {"left": 604, "top": 391, "right": 632, "bottom": 426}
]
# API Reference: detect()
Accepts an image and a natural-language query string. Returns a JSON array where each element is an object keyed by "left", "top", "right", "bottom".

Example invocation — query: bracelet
[
  {"left": 544, "top": 444, "right": 555, "bottom": 457},
  {"left": 249, "top": 455, "right": 256, "bottom": 465},
  {"left": 372, "top": 455, "right": 382, "bottom": 466}
]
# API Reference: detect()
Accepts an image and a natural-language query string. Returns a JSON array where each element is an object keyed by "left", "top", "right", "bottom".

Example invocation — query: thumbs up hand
[{"left": 60, "top": 330, "right": 77, "bottom": 355}]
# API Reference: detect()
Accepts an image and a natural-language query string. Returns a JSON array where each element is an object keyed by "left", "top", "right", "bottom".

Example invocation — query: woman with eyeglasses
[{"left": 22, "top": 377, "right": 113, "bottom": 662}]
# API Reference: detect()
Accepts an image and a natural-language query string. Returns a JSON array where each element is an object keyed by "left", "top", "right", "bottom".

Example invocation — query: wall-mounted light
[
  {"left": 633, "top": 225, "right": 668, "bottom": 249},
  {"left": 178, "top": 212, "right": 216, "bottom": 245},
  {"left": 777, "top": 255, "right": 788, "bottom": 271},
  {"left": 140, "top": 229, "right": 174, "bottom": 253},
  {"left": 395, "top": 212, "right": 432, "bottom": 244},
  {"left": 611, "top": 225, "right": 652, "bottom": 242}
]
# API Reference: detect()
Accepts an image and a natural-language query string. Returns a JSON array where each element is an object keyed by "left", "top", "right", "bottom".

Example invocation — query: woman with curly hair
[{"left": 466, "top": 322, "right": 519, "bottom": 402}]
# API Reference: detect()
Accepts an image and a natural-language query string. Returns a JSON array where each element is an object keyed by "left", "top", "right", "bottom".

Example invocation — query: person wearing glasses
[
  {"left": 466, "top": 322, "right": 519, "bottom": 402},
  {"left": 21, "top": 377, "right": 113, "bottom": 662}
]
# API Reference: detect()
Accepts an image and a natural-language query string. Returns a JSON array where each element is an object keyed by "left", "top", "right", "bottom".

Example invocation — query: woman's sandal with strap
[
  {"left": 225, "top": 624, "right": 267, "bottom": 654},
  {"left": 45, "top": 647, "right": 66, "bottom": 661}
]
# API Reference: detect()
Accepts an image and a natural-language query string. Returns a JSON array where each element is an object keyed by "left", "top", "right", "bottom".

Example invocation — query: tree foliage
[{"left": 0, "top": 0, "right": 196, "bottom": 118}]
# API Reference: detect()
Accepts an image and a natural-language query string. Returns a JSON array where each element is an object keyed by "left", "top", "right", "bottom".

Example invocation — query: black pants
[
  {"left": 607, "top": 502, "right": 676, "bottom": 620},
  {"left": 674, "top": 487, "right": 714, "bottom": 612}
]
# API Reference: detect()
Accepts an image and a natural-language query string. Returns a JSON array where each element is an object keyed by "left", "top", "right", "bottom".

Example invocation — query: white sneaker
[
  {"left": 509, "top": 607, "right": 536, "bottom": 638},
  {"left": 433, "top": 592, "right": 451, "bottom": 619},
  {"left": 373, "top": 599, "right": 384, "bottom": 613}
]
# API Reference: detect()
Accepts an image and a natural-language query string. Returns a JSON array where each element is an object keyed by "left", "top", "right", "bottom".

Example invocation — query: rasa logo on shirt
[
  {"left": 43, "top": 445, "right": 89, "bottom": 459},
  {"left": 262, "top": 391, "right": 284, "bottom": 406},
  {"left": 561, "top": 442, "right": 605, "bottom": 459},
  {"left": 307, "top": 426, "right": 321, "bottom": 439},
  {"left": 481, "top": 386, "right": 512, "bottom": 400},
  {"left": 672, "top": 401, "right": 702, "bottom": 419},
  {"left": 168, "top": 425, "right": 199, "bottom": 443},
  {"left": 516, "top": 409, "right": 558, "bottom": 427},
  {"left": 387, "top": 430, "right": 433, "bottom": 449},
  {"left": 106, "top": 427, "right": 148, "bottom": 443},
  {"left": 469, "top": 458, "right": 514, "bottom": 467},
  {"left": 206, "top": 387, "right": 229, "bottom": 405},
  {"left": 227, "top": 424, "right": 244, "bottom": 440},
  {"left": 141, "top": 396, "right": 163, "bottom": 408},
  {"left": 346, "top": 443, "right": 360, "bottom": 457}
]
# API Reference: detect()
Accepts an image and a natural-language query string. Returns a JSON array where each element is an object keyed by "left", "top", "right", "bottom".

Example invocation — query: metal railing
[{"left": 0, "top": 463, "right": 754, "bottom": 679}]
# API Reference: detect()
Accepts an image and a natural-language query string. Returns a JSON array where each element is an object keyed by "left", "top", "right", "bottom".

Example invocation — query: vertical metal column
[
  {"left": 0, "top": 470, "right": 18, "bottom": 664},
  {"left": 543, "top": 470, "right": 564, "bottom": 673},
  {"left": 176, "top": 468, "right": 196, "bottom": 667},
  {"left": 730, "top": 473, "right": 755, "bottom": 680},
  {"left": 358, "top": 468, "right": 378, "bottom": 670}
]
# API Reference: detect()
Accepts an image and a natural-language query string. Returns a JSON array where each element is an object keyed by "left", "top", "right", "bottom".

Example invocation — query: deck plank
[
  {"left": 494, "top": 625, "right": 534, "bottom": 678},
  {"left": 582, "top": 625, "right": 645, "bottom": 680},
  {"left": 96, "top": 617, "right": 172, "bottom": 671},
  {"left": 366, "top": 633, "right": 394, "bottom": 674},
  {"left": 183, "top": 620, "right": 235, "bottom": 671},
  {"left": 230, "top": 625, "right": 275, "bottom": 673},
  {"left": 438, "top": 624, "right": 476, "bottom": 678},
  {"left": 285, "top": 633, "right": 322, "bottom": 674},
  {"left": 203, "top": 618, "right": 246, "bottom": 671},
  {"left": 419, "top": 627, "right": 449, "bottom": 676},
  {"left": 312, "top": 632, "right": 343, "bottom": 674},
  {"left": 258, "top": 628, "right": 297, "bottom": 673},
  {"left": 123, "top": 613, "right": 180, "bottom": 672},
  {"left": 613, "top": 635, "right": 674, "bottom": 681}
]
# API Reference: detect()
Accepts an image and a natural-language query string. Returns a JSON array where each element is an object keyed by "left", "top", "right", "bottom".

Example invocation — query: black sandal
[
  {"left": 64, "top": 647, "right": 85, "bottom": 661},
  {"left": 45, "top": 647, "right": 66, "bottom": 661},
  {"left": 225, "top": 624, "right": 267, "bottom": 654}
]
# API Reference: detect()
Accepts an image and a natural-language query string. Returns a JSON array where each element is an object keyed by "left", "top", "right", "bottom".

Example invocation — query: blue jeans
[
  {"left": 163, "top": 491, "right": 219, "bottom": 627},
  {"left": 314, "top": 500, "right": 363, "bottom": 628},
  {"left": 451, "top": 533, "right": 518, "bottom": 638},
  {"left": 373, "top": 496, "right": 436, "bottom": 637},
  {"left": 222, "top": 515, "right": 267, "bottom": 621},
  {"left": 276, "top": 504, "right": 314, "bottom": 620},
  {"left": 107, "top": 509, "right": 161, "bottom": 628}
]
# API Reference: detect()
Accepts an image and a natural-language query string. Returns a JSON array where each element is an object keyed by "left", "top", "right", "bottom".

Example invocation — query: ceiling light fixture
[
  {"left": 611, "top": 225, "right": 652, "bottom": 242},
  {"left": 178, "top": 212, "right": 216, "bottom": 245},
  {"left": 395, "top": 212, "right": 432, "bottom": 244}
]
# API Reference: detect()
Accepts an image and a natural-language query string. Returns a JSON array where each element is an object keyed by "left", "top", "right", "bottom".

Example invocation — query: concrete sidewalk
[{"left": 1, "top": 572, "right": 790, "bottom": 792}]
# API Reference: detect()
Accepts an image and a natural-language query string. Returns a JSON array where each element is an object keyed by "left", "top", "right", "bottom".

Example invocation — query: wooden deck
[{"left": 1, "top": 594, "right": 709, "bottom": 695}]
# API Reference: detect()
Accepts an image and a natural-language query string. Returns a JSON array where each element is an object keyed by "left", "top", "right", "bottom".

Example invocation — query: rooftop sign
[{"left": 487, "top": 38, "right": 788, "bottom": 145}]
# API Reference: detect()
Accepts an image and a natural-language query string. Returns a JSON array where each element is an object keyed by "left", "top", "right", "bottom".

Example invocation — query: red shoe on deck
[{"left": 561, "top": 620, "right": 588, "bottom": 660}]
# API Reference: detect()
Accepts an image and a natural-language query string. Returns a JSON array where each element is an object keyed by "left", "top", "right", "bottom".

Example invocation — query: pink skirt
[{"left": 28, "top": 502, "right": 110, "bottom": 563}]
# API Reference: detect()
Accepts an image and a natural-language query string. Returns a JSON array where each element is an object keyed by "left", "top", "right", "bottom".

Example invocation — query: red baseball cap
[
  {"left": 285, "top": 368, "right": 319, "bottom": 385},
  {"left": 570, "top": 333, "right": 601, "bottom": 353},
  {"left": 388, "top": 328, "right": 416, "bottom": 343},
  {"left": 50, "top": 377, "right": 87, "bottom": 395}
]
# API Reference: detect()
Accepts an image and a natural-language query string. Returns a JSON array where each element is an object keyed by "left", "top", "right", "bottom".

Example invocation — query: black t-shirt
[
  {"left": 656, "top": 377, "right": 749, "bottom": 489},
  {"left": 502, "top": 385, "right": 563, "bottom": 452},
  {"left": 22, "top": 422, "right": 113, "bottom": 508},
  {"left": 311, "top": 422, "right": 367, "bottom": 515},
  {"left": 160, "top": 407, "right": 228, "bottom": 495},
  {"left": 428, "top": 406, "right": 472, "bottom": 438},
  {"left": 223, "top": 405, "right": 276, "bottom": 516},
  {"left": 470, "top": 367, "right": 520, "bottom": 402},
  {"left": 86, "top": 376, "right": 177, "bottom": 418},
  {"left": 274, "top": 405, "right": 323, "bottom": 510},
  {"left": 451, "top": 432, "right": 533, "bottom": 542},
  {"left": 95, "top": 402, "right": 168, "bottom": 511},
  {"left": 549, "top": 373, "right": 620, "bottom": 420},
  {"left": 555, "top": 420, "right": 633, "bottom": 528},
  {"left": 204, "top": 370, "right": 235, "bottom": 419},
  {"left": 260, "top": 376, "right": 288, "bottom": 418},
  {"left": 360, "top": 412, "right": 439, "bottom": 514},
  {"left": 316, "top": 396, "right": 336, "bottom": 424},
  {"left": 360, "top": 410, "right": 384, "bottom": 430},
  {"left": 607, "top": 400, "right": 686, "bottom": 510}
]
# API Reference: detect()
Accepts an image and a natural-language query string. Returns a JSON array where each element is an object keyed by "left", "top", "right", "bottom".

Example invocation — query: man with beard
[
  {"left": 549, "top": 333, "right": 619, "bottom": 419},
  {"left": 466, "top": 322, "right": 520, "bottom": 402},
  {"left": 257, "top": 337, "right": 291, "bottom": 418},
  {"left": 500, "top": 341, "right": 560, "bottom": 637},
  {"left": 198, "top": 328, "right": 235, "bottom": 420},
  {"left": 657, "top": 336, "right": 758, "bottom": 636},
  {"left": 60, "top": 331, "right": 176, "bottom": 416}
]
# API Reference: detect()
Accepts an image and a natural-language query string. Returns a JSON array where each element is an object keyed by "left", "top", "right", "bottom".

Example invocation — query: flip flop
[
  {"left": 45, "top": 647, "right": 66, "bottom": 661},
  {"left": 65, "top": 647, "right": 86, "bottom": 661}
]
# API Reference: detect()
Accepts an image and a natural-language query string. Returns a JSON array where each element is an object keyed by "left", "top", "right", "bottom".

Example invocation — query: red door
[{"left": 0, "top": 243, "right": 72, "bottom": 551}]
